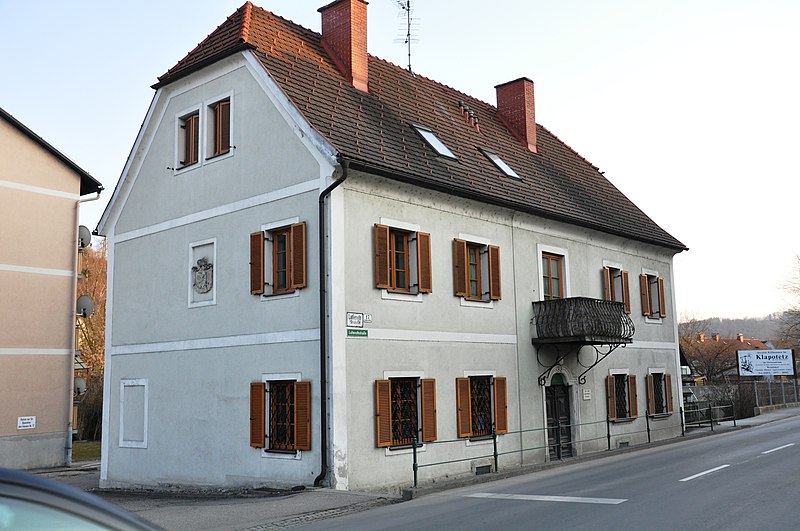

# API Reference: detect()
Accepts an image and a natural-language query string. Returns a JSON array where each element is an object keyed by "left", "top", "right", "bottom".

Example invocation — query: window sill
[
  {"left": 610, "top": 417, "right": 636, "bottom": 423},
  {"left": 465, "top": 436, "right": 493, "bottom": 447},
  {"left": 260, "top": 290, "right": 300, "bottom": 302},
  {"left": 385, "top": 443, "right": 426, "bottom": 456},
  {"left": 188, "top": 299, "right": 216, "bottom": 309},
  {"left": 648, "top": 413, "right": 672, "bottom": 420},
  {"left": 174, "top": 162, "right": 199, "bottom": 175},
  {"left": 460, "top": 297, "right": 494, "bottom": 309},
  {"left": 205, "top": 149, "right": 233, "bottom": 164},
  {"left": 644, "top": 316, "right": 663, "bottom": 324},
  {"left": 262, "top": 449, "right": 301, "bottom": 460},
  {"left": 381, "top": 289, "right": 423, "bottom": 303}
]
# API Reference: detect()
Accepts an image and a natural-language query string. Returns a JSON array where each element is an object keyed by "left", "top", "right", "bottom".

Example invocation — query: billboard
[{"left": 737, "top": 349, "right": 795, "bottom": 377}]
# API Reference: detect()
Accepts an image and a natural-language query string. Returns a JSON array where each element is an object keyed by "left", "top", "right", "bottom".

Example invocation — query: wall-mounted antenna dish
[
  {"left": 78, "top": 226, "right": 92, "bottom": 250},
  {"left": 76, "top": 295, "right": 94, "bottom": 318}
]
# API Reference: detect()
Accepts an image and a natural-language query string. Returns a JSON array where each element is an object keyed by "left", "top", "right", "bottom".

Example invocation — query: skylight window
[
  {"left": 413, "top": 125, "right": 457, "bottom": 159},
  {"left": 481, "top": 148, "right": 520, "bottom": 179}
]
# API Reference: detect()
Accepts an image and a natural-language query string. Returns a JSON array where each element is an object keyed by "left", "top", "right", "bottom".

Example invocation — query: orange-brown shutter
[
  {"left": 421, "top": 379, "right": 437, "bottom": 442},
  {"left": 453, "top": 239, "right": 468, "bottom": 297},
  {"left": 628, "top": 375, "right": 638, "bottom": 418},
  {"left": 290, "top": 222, "right": 307, "bottom": 289},
  {"left": 494, "top": 377, "right": 508, "bottom": 434},
  {"left": 456, "top": 377, "right": 472, "bottom": 438},
  {"left": 665, "top": 374, "right": 674, "bottom": 414},
  {"left": 250, "top": 232, "right": 265, "bottom": 295},
  {"left": 488, "top": 245, "right": 502, "bottom": 300},
  {"left": 294, "top": 381, "right": 311, "bottom": 451},
  {"left": 602, "top": 267, "right": 612, "bottom": 301},
  {"left": 606, "top": 375, "right": 616, "bottom": 421},
  {"left": 250, "top": 382, "right": 266, "bottom": 448},
  {"left": 639, "top": 274, "right": 650, "bottom": 317},
  {"left": 218, "top": 99, "right": 231, "bottom": 154},
  {"left": 646, "top": 374, "right": 655, "bottom": 416},
  {"left": 657, "top": 277, "right": 667, "bottom": 318},
  {"left": 374, "top": 224, "right": 390, "bottom": 289},
  {"left": 621, "top": 270, "right": 631, "bottom": 314},
  {"left": 375, "top": 380, "right": 392, "bottom": 447},
  {"left": 417, "top": 232, "right": 433, "bottom": 293}
]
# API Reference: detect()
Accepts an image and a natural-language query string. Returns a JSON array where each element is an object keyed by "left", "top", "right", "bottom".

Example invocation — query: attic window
[
  {"left": 413, "top": 125, "right": 457, "bottom": 159},
  {"left": 480, "top": 148, "right": 519, "bottom": 179}
]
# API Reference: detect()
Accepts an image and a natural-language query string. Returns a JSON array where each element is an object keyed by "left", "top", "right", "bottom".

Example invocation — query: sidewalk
[{"left": 35, "top": 405, "right": 800, "bottom": 530}]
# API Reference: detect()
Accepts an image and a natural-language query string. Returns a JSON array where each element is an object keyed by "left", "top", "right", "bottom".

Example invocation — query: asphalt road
[{"left": 300, "top": 416, "right": 800, "bottom": 530}]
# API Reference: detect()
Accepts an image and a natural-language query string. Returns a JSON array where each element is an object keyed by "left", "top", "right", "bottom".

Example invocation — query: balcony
[{"left": 531, "top": 297, "right": 635, "bottom": 345}]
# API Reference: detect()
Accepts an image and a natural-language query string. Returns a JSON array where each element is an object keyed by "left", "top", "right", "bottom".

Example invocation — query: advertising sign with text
[{"left": 737, "top": 349, "right": 795, "bottom": 377}]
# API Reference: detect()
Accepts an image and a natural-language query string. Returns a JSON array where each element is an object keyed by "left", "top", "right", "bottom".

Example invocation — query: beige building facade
[{"left": 0, "top": 107, "right": 102, "bottom": 469}]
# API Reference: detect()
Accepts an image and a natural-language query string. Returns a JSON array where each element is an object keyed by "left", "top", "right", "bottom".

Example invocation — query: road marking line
[
  {"left": 762, "top": 443, "right": 795, "bottom": 454},
  {"left": 679, "top": 464, "right": 730, "bottom": 482},
  {"left": 466, "top": 493, "right": 626, "bottom": 505}
]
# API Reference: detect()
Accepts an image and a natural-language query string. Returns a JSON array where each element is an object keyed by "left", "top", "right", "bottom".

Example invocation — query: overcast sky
[{"left": 2, "top": 0, "right": 798, "bottom": 320}]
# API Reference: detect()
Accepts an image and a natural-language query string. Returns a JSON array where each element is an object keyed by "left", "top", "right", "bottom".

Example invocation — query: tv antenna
[{"left": 394, "top": 0, "right": 419, "bottom": 73}]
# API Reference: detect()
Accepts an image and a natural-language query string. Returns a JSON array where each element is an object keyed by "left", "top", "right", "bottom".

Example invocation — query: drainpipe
[
  {"left": 314, "top": 159, "right": 349, "bottom": 487},
  {"left": 68, "top": 192, "right": 102, "bottom": 464}
]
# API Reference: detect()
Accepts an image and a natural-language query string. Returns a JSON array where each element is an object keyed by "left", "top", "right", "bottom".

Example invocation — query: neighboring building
[
  {"left": 0, "top": 107, "right": 103, "bottom": 468},
  {"left": 681, "top": 332, "right": 771, "bottom": 381},
  {"left": 97, "top": 1, "right": 686, "bottom": 491}
]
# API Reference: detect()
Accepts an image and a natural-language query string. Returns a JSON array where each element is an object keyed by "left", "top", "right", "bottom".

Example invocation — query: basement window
[
  {"left": 480, "top": 148, "right": 519, "bottom": 179},
  {"left": 413, "top": 124, "right": 457, "bottom": 159}
]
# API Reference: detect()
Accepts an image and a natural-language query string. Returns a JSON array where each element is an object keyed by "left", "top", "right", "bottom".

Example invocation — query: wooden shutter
[
  {"left": 250, "top": 232, "right": 265, "bottom": 295},
  {"left": 621, "top": 270, "right": 631, "bottom": 314},
  {"left": 657, "top": 277, "right": 667, "bottom": 318},
  {"left": 493, "top": 377, "right": 508, "bottom": 434},
  {"left": 375, "top": 380, "right": 392, "bottom": 447},
  {"left": 639, "top": 274, "right": 650, "bottom": 317},
  {"left": 420, "top": 379, "right": 437, "bottom": 442},
  {"left": 290, "top": 222, "right": 307, "bottom": 289},
  {"left": 602, "top": 267, "right": 612, "bottom": 301},
  {"left": 373, "top": 224, "right": 390, "bottom": 289},
  {"left": 294, "top": 381, "right": 311, "bottom": 451},
  {"left": 217, "top": 99, "right": 231, "bottom": 154},
  {"left": 628, "top": 375, "right": 638, "bottom": 418},
  {"left": 453, "top": 239, "right": 468, "bottom": 297},
  {"left": 488, "top": 245, "right": 502, "bottom": 300},
  {"left": 645, "top": 374, "right": 655, "bottom": 416},
  {"left": 606, "top": 376, "right": 616, "bottom": 421},
  {"left": 250, "top": 382, "right": 266, "bottom": 448},
  {"left": 456, "top": 377, "right": 472, "bottom": 438},
  {"left": 416, "top": 232, "right": 433, "bottom": 293},
  {"left": 665, "top": 374, "right": 674, "bottom": 414}
]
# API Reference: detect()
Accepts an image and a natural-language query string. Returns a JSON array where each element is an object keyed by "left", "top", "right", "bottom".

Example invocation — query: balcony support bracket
[
  {"left": 537, "top": 344, "right": 573, "bottom": 386},
  {"left": 577, "top": 343, "right": 627, "bottom": 385}
]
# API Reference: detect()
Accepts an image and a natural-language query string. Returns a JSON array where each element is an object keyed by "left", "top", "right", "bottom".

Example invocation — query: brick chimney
[
  {"left": 495, "top": 77, "right": 537, "bottom": 153},
  {"left": 713, "top": 333, "right": 720, "bottom": 341},
  {"left": 698, "top": 332, "right": 705, "bottom": 342},
  {"left": 319, "top": 0, "right": 368, "bottom": 92},
  {"left": 737, "top": 333, "right": 744, "bottom": 342}
]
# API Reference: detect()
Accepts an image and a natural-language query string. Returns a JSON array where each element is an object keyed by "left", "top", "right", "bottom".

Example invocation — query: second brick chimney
[
  {"left": 495, "top": 77, "right": 537, "bottom": 153},
  {"left": 319, "top": 0, "right": 369, "bottom": 92}
]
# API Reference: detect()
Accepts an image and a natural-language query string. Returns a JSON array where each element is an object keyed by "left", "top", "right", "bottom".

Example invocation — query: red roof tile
[{"left": 156, "top": 3, "right": 685, "bottom": 251}]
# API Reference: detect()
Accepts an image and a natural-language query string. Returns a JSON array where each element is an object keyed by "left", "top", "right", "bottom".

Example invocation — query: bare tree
[{"left": 779, "top": 257, "right": 800, "bottom": 345}]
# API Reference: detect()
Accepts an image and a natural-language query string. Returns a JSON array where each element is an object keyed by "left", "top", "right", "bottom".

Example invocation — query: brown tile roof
[{"left": 156, "top": 2, "right": 685, "bottom": 251}]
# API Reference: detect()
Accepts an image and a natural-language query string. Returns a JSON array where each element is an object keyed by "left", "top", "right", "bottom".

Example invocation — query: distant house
[
  {"left": 0, "top": 107, "right": 102, "bottom": 468},
  {"left": 681, "top": 332, "right": 770, "bottom": 381},
  {"left": 97, "top": 1, "right": 686, "bottom": 491}
]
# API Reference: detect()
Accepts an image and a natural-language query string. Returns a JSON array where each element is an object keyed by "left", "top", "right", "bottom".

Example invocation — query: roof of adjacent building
[
  {"left": 682, "top": 334, "right": 771, "bottom": 352},
  {"left": 0, "top": 106, "right": 103, "bottom": 196},
  {"left": 156, "top": 2, "right": 685, "bottom": 251}
]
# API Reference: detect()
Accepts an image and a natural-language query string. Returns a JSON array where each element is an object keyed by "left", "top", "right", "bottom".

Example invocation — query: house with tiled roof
[
  {"left": 1, "top": 106, "right": 102, "bottom": 469},
  {"left": 97, "top": 0, "right": 686, "bottom": 491},
  {"left": 681, "top": 333, "right": 771, "bottom": 381}
]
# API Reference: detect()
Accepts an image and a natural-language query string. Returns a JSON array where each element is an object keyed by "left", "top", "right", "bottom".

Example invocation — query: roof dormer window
[
  {"left": 413, "top": 125, "right": 456, "bottom": 159},
  {"left": 480, "top": 148, "right": 519, "bottom": 179}
]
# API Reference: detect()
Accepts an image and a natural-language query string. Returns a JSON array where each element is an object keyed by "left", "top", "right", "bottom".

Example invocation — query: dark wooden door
[{"left": 546, "top": 383, "right": 573, "bottom": 459}]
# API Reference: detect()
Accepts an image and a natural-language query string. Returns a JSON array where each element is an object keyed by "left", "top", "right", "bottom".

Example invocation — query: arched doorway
[{"left": 546, "top": 373, "right": 573, "bottom": 459}]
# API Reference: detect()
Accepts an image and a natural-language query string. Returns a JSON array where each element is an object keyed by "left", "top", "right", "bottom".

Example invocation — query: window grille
[
  {"left": 270, "top": 381, "right": 295, "bottom": 450},
  {"left": 614, "top": 374, "right": 629, "bottom": 419},
  {"left": 470, "top": 376, "right": 492, "bottom": 437},
  {"left": 391, "top": 378, "right": 418, "bottom": 446}
]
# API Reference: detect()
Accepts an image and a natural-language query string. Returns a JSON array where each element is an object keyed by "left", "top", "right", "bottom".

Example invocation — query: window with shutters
[
  {"left": 452, "top": 235, "right": 501, "bottom": 304},
  {"left": 646, "top": 371, "right": 673, "bottom": 416},
  {"left": 456, "top": 375, "right": 508, "bottom": 439},
  {"left": 249, "top": 376, "right": 311, "bottom": 455},
  {"left": 602, "top": 264, "right": 631, "bottom": 313},
  {"left": 375, "top": 377, "right": 436, "bottom": 449},
  {"left": 250, "top": 220, "right": 306, "bottom": 297},
  {"left": 208, "top": 97, "right": 231, "bottom": 158},
  {"left": 177, "top": 109, "right": 200, "bottom": 169},
  {"left": 373, "top": 221, "right": 432, "bottom": 298},
  {"left": 542, "top": 253, "right": 564, "bottom": 301},
  {"left": 606, "top": 372, "right": 638, "bottom": 422},
  {"left": 640, "top": 269, "right": 666, "bottom": 320}
]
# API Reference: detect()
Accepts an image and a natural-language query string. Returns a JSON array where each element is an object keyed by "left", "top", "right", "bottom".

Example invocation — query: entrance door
[{"left": 546, "top": 374, "right": 573, "bottom": 459}]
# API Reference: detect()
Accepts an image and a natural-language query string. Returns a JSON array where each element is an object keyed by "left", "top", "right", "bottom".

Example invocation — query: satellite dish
[
  {"left": 74, "top": 377, "right": 87, "bottom": 396},
  {"left": 76, "top": 295, "right": 94, "bottom": 318},
  {"left": 78, "top": 226, "right": 92, "bottom": 249}
]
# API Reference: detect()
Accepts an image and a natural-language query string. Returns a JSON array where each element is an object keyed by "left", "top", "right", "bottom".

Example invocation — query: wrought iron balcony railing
[{"left": 532, "top": 297, "right": 635, "bottom": 345}]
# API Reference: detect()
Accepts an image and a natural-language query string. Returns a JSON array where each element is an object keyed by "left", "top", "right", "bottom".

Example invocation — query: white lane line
[
  {"left": 466, "top": 493, "right": 626, "bottom": 505},
  {"left": 679, "top": 464, "right": 730, "bottom": 482},
  {"left": 762, "top": 443, "right": 795, "bottom": 454}
]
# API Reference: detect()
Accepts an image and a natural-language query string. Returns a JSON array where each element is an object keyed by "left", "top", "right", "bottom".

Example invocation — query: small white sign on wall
[
  {"left": 17, "top": 416, "right": 36, "bottom": 430},
  {"left": 582, "top": 388, "right": 592, "bottom": 401},
  {"left": 346, "top": 312, "right": 364, "bottom": 327}
]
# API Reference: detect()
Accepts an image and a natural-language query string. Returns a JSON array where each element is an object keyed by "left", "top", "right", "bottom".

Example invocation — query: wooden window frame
[
  {"left": 375, "top": 378, "right": 437, "bottom": 448},
  {"left": 453, "top": 239, "right": 501, "bottom": 301},
  {"left": 272, "top": 228, "right": 291, "bottom": 294},
  {"left": 646, "top": 373, "right": 673, "bottom": 416},
  {"left": 639, "top": 273, "right": 667, "bottom": 319},
  {"left": 456, "top": 376, "right": 508, "bottom": 439},
  {"left": 210, "top": 98, "right": 231, "bottom": 158},
  {"left": 249, "top": 379, "right": 311, "bottom": 452},
  {"left": 603, "top": 266, "right": 631, "bottom": 313},
  {"left": 179, "top": 111, "right": 199, "bottom": 168},
  {"left": 467, "top": 243, "right": 482, "bottom": 300},
  {"left": 542, "top": 253, "right": 564, "bottom": 301},
  {"left": 606, "top": 374, "right": 638, "bottom": 422},
  {"left": 373, "top": 224, "right": 432, "bottom": 294},
  {"left": 390, "top": 229, "right": 411, "bottom": 292},
  {"left": 250, "top": 222, "right": 307, "bottom": 297}
]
